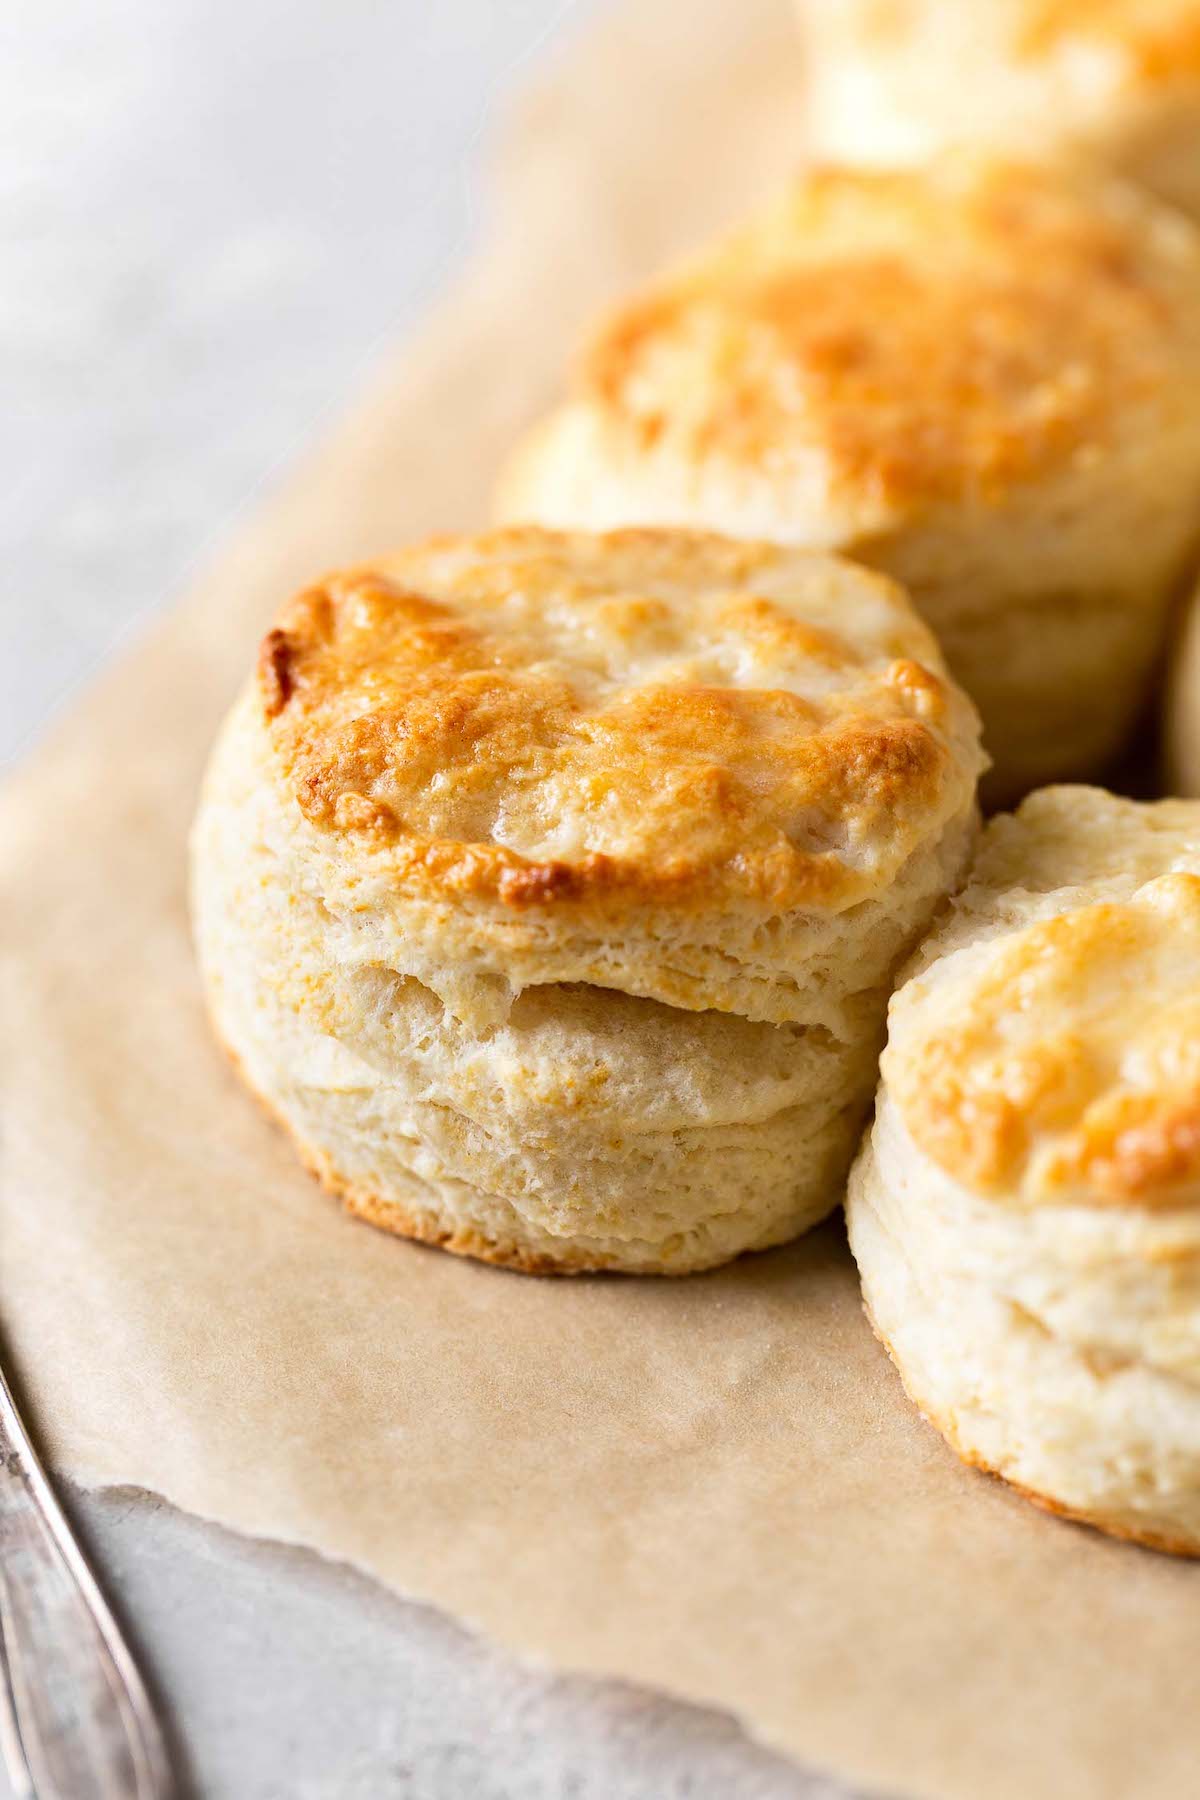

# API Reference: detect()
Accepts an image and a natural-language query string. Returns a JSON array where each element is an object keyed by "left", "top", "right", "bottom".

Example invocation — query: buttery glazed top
[
  {"left": 554, "top": 161, "right": 1200, "bottom": 517},
  {"left": 885, "top": 788, "right": 1200, "bottom": 1209},
  {"left": 255, "top": 528, "right": 980, "bottom": 915}
]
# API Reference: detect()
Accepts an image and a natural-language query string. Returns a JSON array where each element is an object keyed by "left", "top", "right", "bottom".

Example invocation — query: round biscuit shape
[
  {"left": 848, "top": 785, "right": 1200, "bottom": 1553},
  {"left": 496, "top": 160, "right": 1200, "bottom": 803},
  {"left": 192, "top": 527, "right": 983, "bottom": 1273}
]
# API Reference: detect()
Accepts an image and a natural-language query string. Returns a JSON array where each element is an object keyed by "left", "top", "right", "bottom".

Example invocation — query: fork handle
[{"left": 0, "top": 1365, "right": 173, "bottom": 1799}]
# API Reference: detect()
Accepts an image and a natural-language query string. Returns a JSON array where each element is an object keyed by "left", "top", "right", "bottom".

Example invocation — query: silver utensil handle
[{"left": 0, "top": 1365, "right": 172, "bottom": 1799}]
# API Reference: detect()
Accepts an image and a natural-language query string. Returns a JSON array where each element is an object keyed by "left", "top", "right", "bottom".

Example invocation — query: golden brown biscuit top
[
  {"left": 886, "top": 790, "right": 1200, "bottom": 1209},
  {"left": 255, "top": 528, "right": 979, "bottom": 915},
  {"left": 574, "top": 161, "right": 1200, "bottom": 515},
  {"left": 1018, "top": 0, "right": 1200, "bottom": 81}
]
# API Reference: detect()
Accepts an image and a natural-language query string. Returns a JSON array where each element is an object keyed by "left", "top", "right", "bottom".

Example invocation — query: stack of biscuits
[{"left": 192, "top": 0, "right": 1200, "bottom": 1555}]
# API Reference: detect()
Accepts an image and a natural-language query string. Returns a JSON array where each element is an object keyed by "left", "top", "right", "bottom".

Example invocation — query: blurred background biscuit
[
  {"left": 192, "top": 527, "right": 983, "bottom": 1274},
  {"left": 497, "top": 159, "right": 1200, "bottom": 804},
  {"left": 795, "top": 0, "right": 1200, "bottom": 220},
  {"left": 849, "top": 784, "right": 1200, "bottom": 1553}
]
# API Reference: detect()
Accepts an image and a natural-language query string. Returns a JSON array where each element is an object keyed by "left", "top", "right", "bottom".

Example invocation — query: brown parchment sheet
[{"left": 3, "top": 4, "right": 1200, "bottom": 1797}]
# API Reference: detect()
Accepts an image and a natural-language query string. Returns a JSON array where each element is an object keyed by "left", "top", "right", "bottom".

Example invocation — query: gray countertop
[
  {"left": 3, "top": 3, "right": 855, "bottom": 1794},
  {"left": 59, "top": 1486, "right": 842, "bottom": 1800}
]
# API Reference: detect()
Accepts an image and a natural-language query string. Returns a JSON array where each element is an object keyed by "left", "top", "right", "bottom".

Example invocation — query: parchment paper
[{"left": 3, "top": 4, "right": 1199, "bottom": 1797}]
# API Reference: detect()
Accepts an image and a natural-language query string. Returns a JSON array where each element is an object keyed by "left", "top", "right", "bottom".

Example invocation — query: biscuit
[
  {"left": 496, "top": 160, "right": 1200, "bottom": 804},
  {"left": 796, "top": 0, "right": 1200, "bottom": 219},
  {"left": 191, "top": 528, "right": 983, "bottom": 1274},
  {"left": 848, "top": 785, "right": 1200, "bottom": 1553}
]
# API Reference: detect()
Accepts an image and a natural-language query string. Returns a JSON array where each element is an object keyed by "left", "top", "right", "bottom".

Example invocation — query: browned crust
[
  {"left": 887, "top": 875, "right": 1200, "bottom": 1210},
  {"left": 249, "top": 528, "right": 969, "bottom": 918},
  {"left": 334, "top": 1180, "right": 609, "bottom": 1277},
  {"left": 577, "top": 163, "right": 1198, "bottom": 512},
  {"left": 257, "top": 628, "right": 296, "bottom": 720},
  {"left": 1019, "top": 2, "right": 1200, "bottom": 81},
  {"left": 862, "top": 1298, "right": 1200, "bottom": 1559}
]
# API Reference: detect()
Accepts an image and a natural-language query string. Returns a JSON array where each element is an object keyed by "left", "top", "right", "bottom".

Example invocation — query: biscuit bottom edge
[
  {"left": 860, "top": 1297, "right": 1200, "bottom": 1561},
  {"left": 298, "top": 1123, "right": 839, "bottom": 1279},
  {"left": 214, "top": 1020, "right": 841, "bottom": 1278}
]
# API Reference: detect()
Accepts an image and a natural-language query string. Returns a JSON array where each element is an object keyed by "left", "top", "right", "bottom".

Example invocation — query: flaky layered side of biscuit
[
  {"left": 496, "top": 161, "right": 1200, "bottom": 803},
  {"left": 795, "top": 0, "right": 1200, "bottom": 220},
  {"left": 848, "top": 786, "right": 1200, "bottom": 1553},
  {"left": 192, "top": 529, "right": 983, "bottom": 1274}
]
